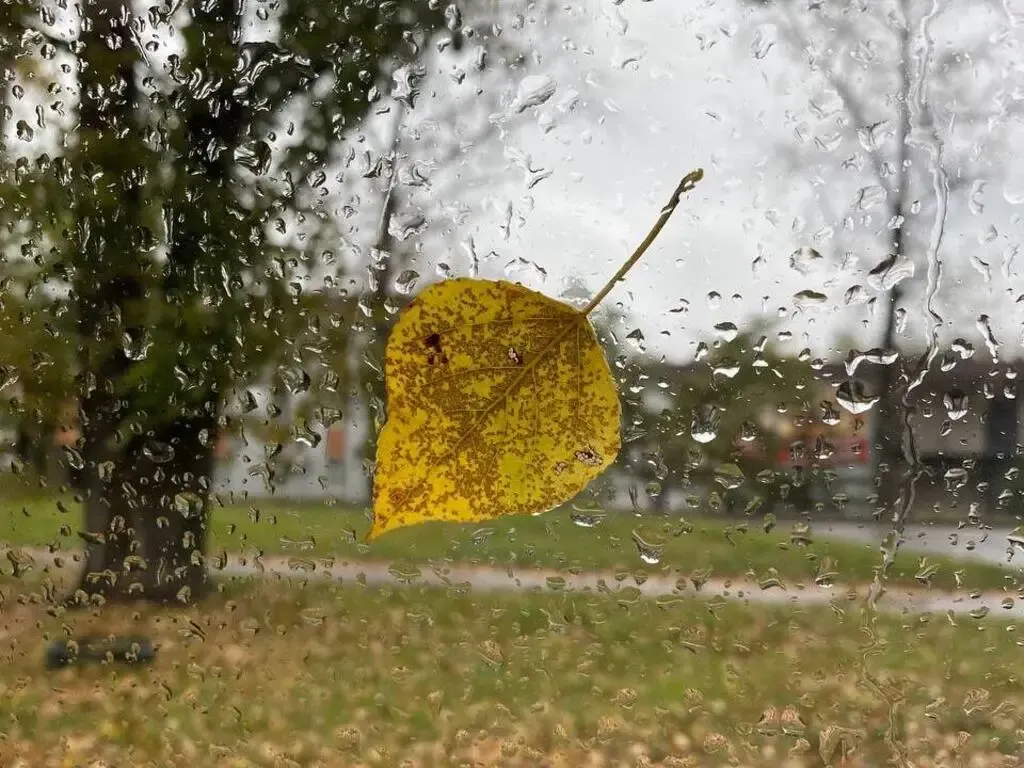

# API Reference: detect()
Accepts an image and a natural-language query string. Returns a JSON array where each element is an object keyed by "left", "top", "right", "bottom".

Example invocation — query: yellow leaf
[
  {"left": 371, "top": 169, "right": 704, "bottom": 538},
  {"left": 371, "top": 279, "right": 620, "bottom": 538}
]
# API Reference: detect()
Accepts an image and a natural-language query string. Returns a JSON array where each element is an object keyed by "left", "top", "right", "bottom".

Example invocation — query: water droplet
[
  {"left": 511, "top": 75, "right": 556, "bottom": 113},
  {"left": 855, "top": 184, "right": 887, "bottom": 211},
  {"left": 394, "top": 269, "right": 420, "bottom": 295},
  {"left": 690, "top": 405, "right": 719, "bottom": 443},
  {"left": 844, "top": 285, "right": 870, "bottom": 306},
  {"left": 812, "top": 436, "right": 834, "bottom": 461},
  {"left": 788, "top": 246, "right": 823, "bottom": 274},
  {"left": 631, "top": 529, "right": 663, "bottom": 565},
  {"left": 944, "top": 466, "right": 969, "bottom": 491},
  {"left": 143, "top": 441, "right": 175, "bottom": 464},
  {"left": 15, "top": 120, "right": 33, "bottom": 142},
  {"left": 234, "top": 139, "right": 272, "bottom": 176},
  {"left": 789, "top": 523, "right": 812, "bottom": 547},
  {"left": 611, "top": 41, "right": 647, "bottom": 69},
  {"left": 706, "top": 291, "right": 721, "bottom": 309},
  {"left": 711, "top": 360, "right": 740, "bottom": 379},
  {"left": 121, "top": 330, "right": 152, "bottom": 361},
  {"left": 280, "top": 367, "right": 312, "bottom": 395},
  {"left": 713, "top": 321, "right": 738, "bottom": 341},
  {"left": 387, "top": 562, "right": 422, "bottom": 583},
  {"left": 1008, "top": 531, "right": 1024, "bottom": 562},
  {"left": 503, "top": 257, "right": 547, "bottom": 282},
  {"left": 0, "top": 365, "right": 21, "bottom": 400},
  {"left": 845, "top": 347, "right": 900, "bottom": 375},
  {"left": 793, "top": 289, "right": 827, "bottom": 310},
  {"left": 391, "top": 63, "right": 424, "bottom": 109},
  {"left": 750, "top": 26, "right": 775, "bottom": 59},
  {"left": 388, "top": 210, "right": 427, "bottom": 242},
  {"left": 867, "top": 253, "right": 915, "bottom": 291},
  {"left": 173, "top": 492, "right": 204, "bottom": 519},
  {"left": 545, "top": 575, "right": 567, "bottom": 591},
  {"left": 951, "top": 338, "right": 975, "bottom": 360},
  {"left": 814, "top": 560, "right": 838, "bottom": 587},
  {"left": 835, "top": 379, "right": 879, "bottom": 415},
  {"left": 62, "top": 446, "right": 84, "bottom": 470},
  {"left": 820, "top": 401, "right": 841, "bottom": 426},
  {"left": 626, "top": 328, "right": 646, "bottom": 352},
  {"left": 713, "top": 463, "right": 745, "bottom": 490},
  {"left": 976, "top": 315, "right": 1000, "bottom": 362},
  {"left": 293, "top": 421, "right": 321, "bottom": 448},
  {"left": 571, "top": 508, "right": 606, "bottom": 528},
  {"left": 1003, "top": 180, "right": 1024, "bottom": 205},
  {"left": 943, "top": 389, "right": 968, "bottom": 421}
]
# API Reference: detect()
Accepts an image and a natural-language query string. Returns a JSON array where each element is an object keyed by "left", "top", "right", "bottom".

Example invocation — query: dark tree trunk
[
  {"left": 873, "top": 283, "right": 905, "bottom": 518},
  {"left": 67, "top": 0, "right": 245, "bottom": 606},
  {"left": 871, "top": 12, "right": 914, "bottom": 522},
  {"left": 75, "top": 410, "right": 217, "bottom": 605}
]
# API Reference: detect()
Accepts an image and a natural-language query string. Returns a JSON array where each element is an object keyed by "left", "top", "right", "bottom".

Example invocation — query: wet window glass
[{"left": 1, "top": 0, "right": 1022, "bottom": 764}]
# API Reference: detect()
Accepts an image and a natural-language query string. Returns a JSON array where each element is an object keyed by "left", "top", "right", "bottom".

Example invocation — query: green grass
[
  {"left": 1, "top": 493, "right": 1018, "bottom": 592},
  {"left": 1, "top": 576, "right": 1023, "bottom": 766}
]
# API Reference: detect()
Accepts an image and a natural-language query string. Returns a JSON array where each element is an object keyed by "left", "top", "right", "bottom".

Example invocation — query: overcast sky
[
  {"left": 10, "top": 0, "right": 1021, "bottom": 366},
  {"left": 388, "top": 0, "right": 1024, "bottom": 365}
]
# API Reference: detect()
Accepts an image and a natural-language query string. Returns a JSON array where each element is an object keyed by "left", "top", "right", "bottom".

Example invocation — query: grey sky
[
  {"left": 395, "top": 0, "right": 1024, "bottom": 364},
  {"left": 9, "top": 0, "right": 1021, "bottom": 366}
]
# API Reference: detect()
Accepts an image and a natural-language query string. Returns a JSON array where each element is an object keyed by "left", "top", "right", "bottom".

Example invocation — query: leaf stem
[{"left": 580, "top": 168, "right": 704, "bottom": 317}]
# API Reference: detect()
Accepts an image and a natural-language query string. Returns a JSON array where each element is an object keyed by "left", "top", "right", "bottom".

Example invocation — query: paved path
[
  {"left": 817, "top": 520, "right": 1023, "bottom": 568},
  {"left": 7, "top": 545, "right": 1023, "bottom": 620}
]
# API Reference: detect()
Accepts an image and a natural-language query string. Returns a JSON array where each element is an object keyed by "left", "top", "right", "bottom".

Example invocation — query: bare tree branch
[{"left": 775, "top": 3, "right": 892, "bottom": 194}]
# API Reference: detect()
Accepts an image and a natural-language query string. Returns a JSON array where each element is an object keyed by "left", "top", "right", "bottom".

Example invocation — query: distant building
[{"left": 4, "top": 343, "right": 1022, "bottom": 516}]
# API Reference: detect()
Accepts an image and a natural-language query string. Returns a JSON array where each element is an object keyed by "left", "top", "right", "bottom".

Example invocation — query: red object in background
[
  {"left": 326, "top": 426, "right": 345, "bottom": 464},
  {"left": 214, "top": 434, "right": 233, "bottom": 460},
  {"left": 53, "top": 426, "right": 79, "bottom": 448}
]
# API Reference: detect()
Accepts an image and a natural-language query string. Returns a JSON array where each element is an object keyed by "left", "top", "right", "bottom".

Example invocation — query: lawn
[
  {"left": 1, "top": 494, "right": 1017, "bottom": 593},
  {"left": 0, "top": 575, "right": 1022, "bottom": 767}
]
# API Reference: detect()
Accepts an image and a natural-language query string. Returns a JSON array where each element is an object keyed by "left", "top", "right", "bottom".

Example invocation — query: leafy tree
[{"left": 0, "top": 0, "right": 520, "bottom": 604}]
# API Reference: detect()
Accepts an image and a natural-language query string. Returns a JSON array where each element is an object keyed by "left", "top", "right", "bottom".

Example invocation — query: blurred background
[{"left": 0, "top": 0, "right": 1023, "bottom": 763}]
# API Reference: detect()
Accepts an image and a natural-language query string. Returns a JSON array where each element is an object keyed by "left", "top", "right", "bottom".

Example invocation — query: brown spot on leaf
[
  {"left": 575, "top": 446, "right": 602, "bottom": 466},
  {"left": 507, "top": 347, "right": 523, "bottom": 365},
  {"left": 424, "top": 332, "right": 448, "bottom": 366}
]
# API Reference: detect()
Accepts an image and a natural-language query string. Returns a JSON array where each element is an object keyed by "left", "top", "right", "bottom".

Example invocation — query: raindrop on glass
[
  {"left": 631, "top": 529, "right": 663, "bottom": 565},
  {"left": 951, "top": 338, "right": 975, "bottom": 360},
  {"left": 713, "top": 321, "right": 738, "bottom": 342},
  {"left": 510, "top": 75, "right": 557, "bottom": 113},
  {"left": 835, "top": 379, "right": 879, "bottom": 415},
  {"left": 394, "top": 269, "right": 420, "bottom": 295},
  {"left": 789, "top": 246, "right": 823, "bottom": 274},
  {"left": 943, "top": 389, "right": 968, "bottom": 421},
  {"left": 690, "top": 405, "right": 719, "bottom": 444}
]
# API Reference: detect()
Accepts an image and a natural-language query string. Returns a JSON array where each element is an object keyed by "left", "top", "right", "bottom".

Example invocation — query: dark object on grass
[{"left": 45, "top": 635, "right": 156, "bottom": 669}]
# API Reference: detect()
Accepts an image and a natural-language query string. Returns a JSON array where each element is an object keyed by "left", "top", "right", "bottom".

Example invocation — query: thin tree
[{"left": 747, "top": 0, "right": 1014, "bottom": 518}]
